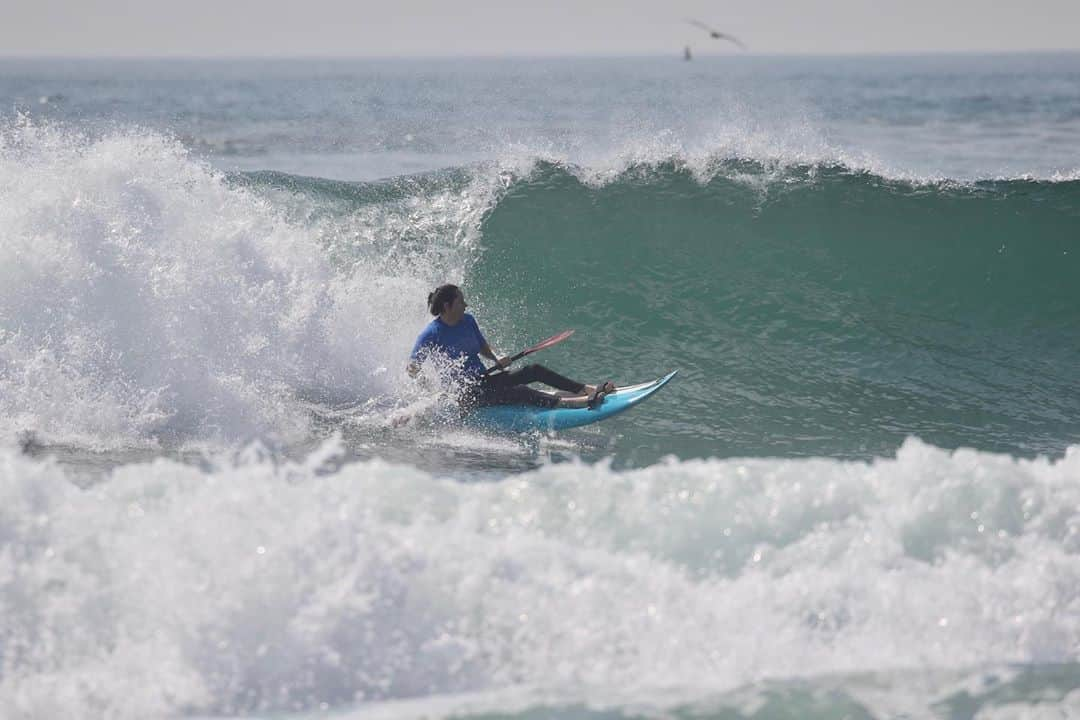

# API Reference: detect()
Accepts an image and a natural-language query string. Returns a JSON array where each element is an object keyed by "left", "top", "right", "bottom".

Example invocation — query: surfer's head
[{"left": 428, "top": 284, "right": 464, "bottom": 317}]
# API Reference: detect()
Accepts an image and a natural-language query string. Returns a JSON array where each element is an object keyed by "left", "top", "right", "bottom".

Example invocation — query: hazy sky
[{"left": 5, "top": 0, "right": 1080, "bottom": 57}]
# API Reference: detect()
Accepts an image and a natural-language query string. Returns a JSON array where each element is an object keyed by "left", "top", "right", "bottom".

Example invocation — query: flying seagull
[{"left": 686, "top": 19, "right": 747, "bottom": 50}]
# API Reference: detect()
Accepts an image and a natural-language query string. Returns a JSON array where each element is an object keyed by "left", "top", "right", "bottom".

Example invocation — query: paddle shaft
[{"left": 481, "top": 329, "right": 574, "bottom": 378}]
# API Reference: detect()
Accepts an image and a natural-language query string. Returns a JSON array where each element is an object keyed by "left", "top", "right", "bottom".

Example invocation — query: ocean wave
[
  {"left": 3, "top": 437, "right": 1080, "bottom": 718},
  {"left": 468, "top": 155, "right": 1080, "bottom": 458},
  {"left": 238, "top": 153, "right": 1080, "bottom": 210},
  {"left": 4, "top": 117, "right": 1079, "bottom": 457},
  {"left": 0, "top": 120, "right": 499, "bottom": 449},
  {"left": 499, "top": 153, "right": 1080, "bottom": 193}
]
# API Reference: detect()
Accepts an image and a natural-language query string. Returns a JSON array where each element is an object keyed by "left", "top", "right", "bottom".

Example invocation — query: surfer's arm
[
  {"left": 480, "top": 343, "right": 509, "bottom": 368},
  {"left": 408, "top": 332, "right": 431, "bottom": 377}
]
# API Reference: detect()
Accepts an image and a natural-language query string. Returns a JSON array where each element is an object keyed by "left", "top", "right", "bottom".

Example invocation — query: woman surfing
[{"left": 407, "top": 285, "right": 615, "bottom": 409}]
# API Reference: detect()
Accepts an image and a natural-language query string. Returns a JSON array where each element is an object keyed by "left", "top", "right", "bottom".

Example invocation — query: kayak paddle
[{"left": 482, "top": 329, "right": 575, "bottom": 377}]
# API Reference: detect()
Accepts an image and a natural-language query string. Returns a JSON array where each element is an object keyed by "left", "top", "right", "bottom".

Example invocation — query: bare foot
[
  {"left": 556, "top": 387, "right": 611, "bottom": 410},
  {"left": 583, "top": 381, "right": 617, "bottom": 395}
]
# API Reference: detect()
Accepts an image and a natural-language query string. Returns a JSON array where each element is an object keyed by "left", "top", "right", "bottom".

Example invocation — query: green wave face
[{"left": 469, "top": 163, "right": 1080, "bottom": 459}]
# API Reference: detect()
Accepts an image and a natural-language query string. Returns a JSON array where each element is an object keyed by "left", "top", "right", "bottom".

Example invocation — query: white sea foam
[
  {"left": 0, "top": 119, "right": 498, "bottom": 449},
  {"left": 476, "top": 107, "right": 934, "bottom": 192},
  {"left": 2, "top": 437, "right": 1079, "bottom": 718}
]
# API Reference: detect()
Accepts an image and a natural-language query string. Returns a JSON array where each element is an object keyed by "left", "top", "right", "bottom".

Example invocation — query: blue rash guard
[{"left": 410, "top": 313, "right": 488, "bottom": 378}]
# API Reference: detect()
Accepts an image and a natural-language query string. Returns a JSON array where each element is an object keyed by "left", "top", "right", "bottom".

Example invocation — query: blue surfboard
[{"left": 466, "top": 370, "right": 677, "bottom": 432}]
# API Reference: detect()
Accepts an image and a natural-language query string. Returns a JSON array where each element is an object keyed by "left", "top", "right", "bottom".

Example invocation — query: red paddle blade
[{"left": 521, "top": 329, "right": 575, "bottom": 356}]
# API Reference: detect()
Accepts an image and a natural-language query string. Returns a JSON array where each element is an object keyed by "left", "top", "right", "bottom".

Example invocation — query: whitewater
[{"left": 2, "top": 55, "right": 1080, "bottom": 718}]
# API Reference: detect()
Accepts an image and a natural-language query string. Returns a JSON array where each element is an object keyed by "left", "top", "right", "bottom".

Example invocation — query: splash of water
[
  {"left": 2, "top": 438, "right": 1079, "bottom": 718},
  {"left": 0, "top": 119, "right": 498, "bottom": 448}
]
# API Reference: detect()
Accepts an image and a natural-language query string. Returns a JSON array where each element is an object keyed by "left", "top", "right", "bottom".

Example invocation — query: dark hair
[{"left": 427, "top": 284, "right": 461, "bottom": 316}]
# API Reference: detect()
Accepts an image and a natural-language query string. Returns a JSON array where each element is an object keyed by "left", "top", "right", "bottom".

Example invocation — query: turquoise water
[
  {"left": 2, "top": 56, "right": 1080, "bottom": 719},
  {"left": 237, "top": 161, "right": 1080, "bottom": 463}
]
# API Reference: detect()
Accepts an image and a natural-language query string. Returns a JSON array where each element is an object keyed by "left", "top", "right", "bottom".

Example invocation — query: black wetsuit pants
[{"left": 475, "top": 364, "right": 586, "bottom": 408}]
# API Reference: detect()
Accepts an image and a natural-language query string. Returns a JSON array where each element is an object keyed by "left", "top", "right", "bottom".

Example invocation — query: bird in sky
[{"left": 686, "top": 19, "right": 747, "bottom": 50}]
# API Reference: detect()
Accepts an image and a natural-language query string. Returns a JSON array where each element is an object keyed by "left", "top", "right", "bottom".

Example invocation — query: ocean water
[{"left": 2, "top": 55, "right": 1080, "bottom": 719}]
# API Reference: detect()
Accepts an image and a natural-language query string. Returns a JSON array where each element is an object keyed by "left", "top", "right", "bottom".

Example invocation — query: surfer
[{"left": 408, "top": 284, "right": 615, "bottom": 409}]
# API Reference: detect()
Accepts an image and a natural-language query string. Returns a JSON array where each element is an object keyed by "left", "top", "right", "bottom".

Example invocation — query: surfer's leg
[
  {"left": 515, "top": 365, "right": 615, "bottom": 396},
  {"left": 477, "top": 382, "right": 560, "bottom": 408},
  {"left": 508, "top": 364, "right": 587, "bottom": 393},
  {"left": 477, "top": 374, "right": 601, "bottom": 409}
]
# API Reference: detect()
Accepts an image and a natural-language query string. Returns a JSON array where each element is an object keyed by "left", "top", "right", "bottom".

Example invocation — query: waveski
[{"left": 467, "top": 371, "right": 678, "bottom": 432}]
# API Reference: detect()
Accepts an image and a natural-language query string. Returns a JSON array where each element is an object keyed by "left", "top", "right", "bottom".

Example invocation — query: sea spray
[
  {"left": 0, "top": 121, "right": 498, "bottom": 449},
  {"left": 2, "top": 438, "right": 1080, "bottom": 718}
]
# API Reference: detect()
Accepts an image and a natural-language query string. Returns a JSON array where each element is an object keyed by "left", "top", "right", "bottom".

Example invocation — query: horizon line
[{"left": 2, "top": 48, "right": 1079, "bottom": 62}]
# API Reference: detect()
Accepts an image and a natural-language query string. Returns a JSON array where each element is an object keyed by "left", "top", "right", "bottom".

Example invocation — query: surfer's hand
[{"left": 496, "top": 356, "right": 510, "bottom": 369}]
